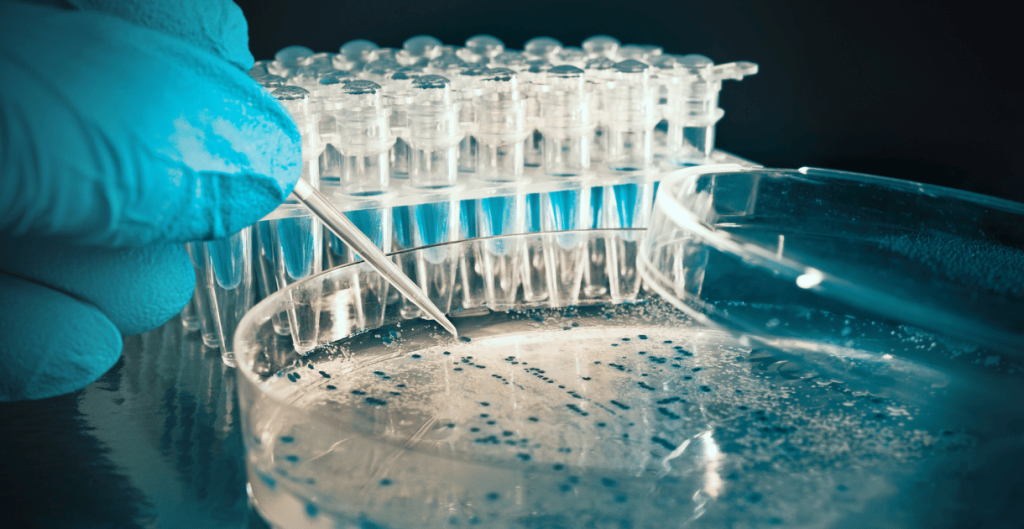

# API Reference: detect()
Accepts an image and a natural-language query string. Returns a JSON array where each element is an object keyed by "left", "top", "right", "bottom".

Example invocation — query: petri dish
[
  {"left": 237, "top": 230, "right": 1024, "bottom": 529},
  {"left": 640, "top": 164, "right": 1024, "bottom": 358}
]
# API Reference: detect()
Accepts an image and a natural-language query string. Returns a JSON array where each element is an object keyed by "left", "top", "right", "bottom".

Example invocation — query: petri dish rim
[
  {"left": 642, "top": 164, "right": 1024, "bottom": 355},
  {"left": 234, "top": 229, "right": 649, "bottom": 400}
]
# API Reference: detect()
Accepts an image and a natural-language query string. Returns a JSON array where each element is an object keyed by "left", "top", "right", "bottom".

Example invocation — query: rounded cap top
[
  {"left": 319, "top": 70, "right": 355, "bottom": 85},
  {"left": 524, "top": 37, "right": 563, "bottom": 58},
  {"left": 465, "top": 35, "right": 505, "bottom": 57},
  {"left": 412, "top": 75, "right": 453, "bottom": 104},
  {"left": 389, "top": 66, "right": 424, "bottom": 82},
  {"left": 337, "top": 80, "right": 384, "bottom": 109},
  {"left": 546, "top": 65, "right": 586, "bottom": 92},
  {"left": 554, "top": 47, "right": 588, "bottom": 66},
  {"left": 362, "top": 58, "right": 402, "bottom": 77},
  {"left": 614, "top": 59, "right": 649, "bottom": 74},
  {"left": 582, "top": 35, "right": 620, "bottom": 57},
  {"left": 293, "top": 63, "right": 334, "bottom": 85},
  {"left": 479, "top": 68, "right": 518, "bottom": 93},
  {"left": 584, "top": 57, "right": 616, "bottom": 71},
  {"left": 492, "top": 51, "right": 528, "bottom": 70},
  {"left": 650, "top": 55, "right": 681, "bottom": 69},
  {"left": 339, "top": 39, "right": 379, "bottom": 62},
  {"left": 459, "top": 65, "right": 492, "bottom": 78},
  {"left": 678, "top": 54, "right": 715, "bottom": 78},
  {"left": 275, "top": 45, "right": 314, "bottom": 66},
  {"left": 342, "top": 80, "right": 381, "bottom": 95},
  {"left": 618, "top": 44, "right": 662, "bottom": 61},
  {"left": 525, "top": 59, "right": 553, "bottom": 74},
  {"left": 255, "top": 73, "right": 286, "bottom": 88},
  {"left": 428, "top": 54, "right": 468, "bottom": 73},
  {"left": 413, "top": 75, "right": 450, "bottom": 90},
  {"left": 272, "top": 85, "right": 310, "bottom": 101},
  {"left": 305, "top": 52, "right": 336, "bottom": 69},
  {"left": 403, "top": 35, "right": 443, "bottom": 58}
]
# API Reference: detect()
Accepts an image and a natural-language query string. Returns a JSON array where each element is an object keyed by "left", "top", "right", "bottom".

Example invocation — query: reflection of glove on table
[{"left": 0, "top": 0, "right": 301, "bottom": 401}]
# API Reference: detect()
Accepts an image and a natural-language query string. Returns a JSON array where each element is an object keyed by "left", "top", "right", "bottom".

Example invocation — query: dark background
[{"left": 235, "top": 0, "right": 1023, "bottom": 202}]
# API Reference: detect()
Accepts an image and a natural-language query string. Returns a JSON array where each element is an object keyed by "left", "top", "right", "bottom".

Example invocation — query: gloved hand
[{"left": 0, "top": 0, "right": 301, "bottom": 400}]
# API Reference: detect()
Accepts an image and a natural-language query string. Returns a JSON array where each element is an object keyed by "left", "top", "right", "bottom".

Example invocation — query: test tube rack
[{"left": 182, "top": 35, "right": 758, "bottom": 364}]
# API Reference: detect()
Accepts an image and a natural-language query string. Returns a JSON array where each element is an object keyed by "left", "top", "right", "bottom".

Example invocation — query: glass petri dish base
[{"left": 241, "top": 297, "right": 1017, "bottom": 529}]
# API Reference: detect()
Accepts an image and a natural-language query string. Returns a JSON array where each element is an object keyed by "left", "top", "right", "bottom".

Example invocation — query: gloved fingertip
[{"left": 0, "top": 274, "right": 122, "bottom": 402}]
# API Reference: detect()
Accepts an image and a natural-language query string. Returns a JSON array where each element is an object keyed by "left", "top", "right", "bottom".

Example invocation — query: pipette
[{"left": 289, "top": 178, "right": 459, "bottom": 338}]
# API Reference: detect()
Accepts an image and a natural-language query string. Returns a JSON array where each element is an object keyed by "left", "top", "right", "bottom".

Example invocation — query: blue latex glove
[{"left": 0, "top": 0, "right": 301, "bottom": 400}]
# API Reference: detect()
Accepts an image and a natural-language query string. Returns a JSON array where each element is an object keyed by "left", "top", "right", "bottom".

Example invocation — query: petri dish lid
[{"left": 640, "top": 164, "right": 1024, "bottom": 359}]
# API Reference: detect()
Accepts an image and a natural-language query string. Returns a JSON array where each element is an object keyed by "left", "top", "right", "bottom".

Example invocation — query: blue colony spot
[
  {"left": 285, "top": 455, "right": 300, "bottom": 462},
  {"left": 380, "top": 479, "right": 392, "bottom": 486},
  {"left": 280, "top": 436, "right": 294, "bottom": 443},
  {"left": 306, "top": 503, "right": 319, "bottom": 517},
  {"left": 651, "top": 437, "right": 677, "bottom": 450}
]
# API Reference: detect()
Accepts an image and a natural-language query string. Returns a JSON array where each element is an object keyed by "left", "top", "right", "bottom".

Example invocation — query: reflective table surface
[{"left": 0, "top": 319, "right": 266, "bottom": 528}]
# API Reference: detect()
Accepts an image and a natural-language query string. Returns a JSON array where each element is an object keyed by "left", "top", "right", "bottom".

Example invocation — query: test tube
[
  {"left": 581, "top": 57, "right": 617, "bottom": 300},
  {"left": 522, "top": 59, "right": 553, "bottom": 168},
  {"left": 668, "top": 55, "right": 758, "bottom": 166},
  {"left": 314, "top": 70, "right": 356, "bottom": 151},
  {"left": 582, "top": 35, "right": 620, "bottom": 59},
  {"left": 605, "top": 59, "right": 658, "bottom": 172},
  {"left": 325, "top": 80, "right": 396, "bottom": 329},
  {"left": 453, "top": 65, "right": 490, "bottom": 174},
  {"left": 603, "top": 61, "right": 659, "bottom": 302},
  {"left": 537, "top": 65, "right": 592, "bottom": 307},
  {"left": 380, "top": 67, "right": 428, "bottom": 314},
  {"left": 399, "top": 75, "right": 464, "bottom": 314},
  {"left": 450, "top": 65, "right": 492, "bottom": 311},
  {"left": 459, "top": 35, "right": 505, "bottom": 64},
  {"left": 382, "top": 66, "right": 425, "bottom": 183},
  {"left": 186, "top": 229, "right": 253, "bottom": 367},
  {"left": 473, "top": 68, "right": 531, "bottom": 309},
  {"left": 261, "top": 86, "right": 323, "bottom": 354},
  {"left": 178, "top": 290, "right": 201, "bottom": 332},
  {"left": 584, "top": 57, "right": 617, "bottom": 164},
  {"left": 650, "top": 54, "right": 682, "bottom": 161},
  {"left": 539, "top": 65, "right": 592, "bottom": 178}
]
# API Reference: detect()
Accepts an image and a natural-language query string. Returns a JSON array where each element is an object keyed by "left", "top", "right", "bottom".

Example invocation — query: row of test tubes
[{"left": 181, "top": 35, "right": 758, "bottom": 365}]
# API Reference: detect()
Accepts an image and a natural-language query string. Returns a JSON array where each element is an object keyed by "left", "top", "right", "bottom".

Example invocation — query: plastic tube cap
[
  {"left": 275, "top": 45, "right": 314, "bottom": 66},
  {"left": 582, "top": 35, "right": 621, "bottom": 58},
  {"left": 339, "top": 40, "right": 379, "bottom": 62},
  {"left": 465, "top": 35, "right": 505, "bottom": 59},
  {"left": 524, "top": 37, "right": 563, "bottom": 59}
]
